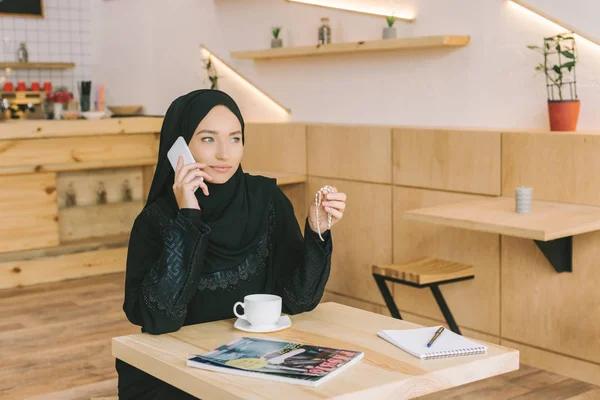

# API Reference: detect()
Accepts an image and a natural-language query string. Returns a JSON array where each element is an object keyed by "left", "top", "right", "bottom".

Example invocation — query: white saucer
[{"left": 233, "top": 315, "right": 292, "bottom": 333}]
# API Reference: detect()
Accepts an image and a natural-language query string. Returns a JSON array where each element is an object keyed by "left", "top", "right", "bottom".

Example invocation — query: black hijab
[{"left": 146, "top": 89, "right": 276, "bottom": 273}]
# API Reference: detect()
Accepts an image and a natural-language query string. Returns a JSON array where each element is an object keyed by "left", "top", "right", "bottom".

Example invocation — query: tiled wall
[{"left": 0, "top": 0, "right": 92, "bottom": 94}]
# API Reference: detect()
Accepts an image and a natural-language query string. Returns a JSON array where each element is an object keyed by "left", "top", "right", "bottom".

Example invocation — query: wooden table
[
  {"left": 404, "top": 196, "right": 600, "bottom": 272},
  {"left": 112, "top": 302, "right": 519, "bottom": 399},
  {"left": 403, "top": 197, "right": 600, "bottom": 241}
]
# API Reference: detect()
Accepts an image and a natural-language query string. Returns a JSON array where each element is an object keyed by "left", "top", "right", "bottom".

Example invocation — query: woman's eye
[
  {"left": 231, "top": 137, "right": 241, "bottom": 143},
  {"left": 201, "top": 137, "right": 214, "bottom": 143}
]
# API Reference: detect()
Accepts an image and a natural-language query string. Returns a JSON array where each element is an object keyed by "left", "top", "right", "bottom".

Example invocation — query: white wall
[
  {"left": 524, "top": 0, "right": 600, "bottom": 42},
  {"left": 91, "top": 0, "right": 600, "bottom": 129},
  {"left": 0, "top": 0, "right": 92, "bottom": 94}
]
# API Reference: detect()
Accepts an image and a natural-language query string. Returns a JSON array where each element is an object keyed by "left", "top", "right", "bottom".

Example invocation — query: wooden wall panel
[
  {"left": 281, "top": 183, "right": 307, "bottom": 232},
  {"left": 309, "top": 177, "right": 393, "bottom": 305},
  {"left": 0, "top": 247, "right": 127, "bottom": 289},
  {"left": 393, "top": 128, "right": 501, "bottom": 195},
  {"left": 142, "top": 165, "right": 156, "bottom": 202},
  {"left": 322, "top": 291, "right": 390, "bottom": 316},
  {"left": 502, "top": 339, "right": 600, "bottom": 387},
  {"left": 0, "top": 173, "right": 59, "bottom": 253},
  {"left": 243, "top": 123, "right": 306, "bottom": 174},
  {"left": 0, "top": 134, "right": 158, "bottom": 171},
  {"left": 501, "top": 232, "right": 600, "bottom": 365},
  {"left": 58, "top": 202, "right": 143, "bottom": 242},
  {"left": 56, "top": 168, "right": 144, "bottom": 208},
  {"left": 307, "top": 125, "right": 392, "bottom": 184},
  {"left": 502, "top": 132, "right": 600, "bottom": 206},
  {"left": 393, "top": 187, "right": 500, "bottom": 335}
]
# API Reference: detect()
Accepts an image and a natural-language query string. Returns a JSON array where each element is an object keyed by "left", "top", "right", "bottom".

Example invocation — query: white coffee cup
[{"left": 233, "top": 294, "right": 282, "bottom": 327}]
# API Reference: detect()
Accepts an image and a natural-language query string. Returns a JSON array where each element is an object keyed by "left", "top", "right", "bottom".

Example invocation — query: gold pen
[{"left": 427, "top": 327, "right": 445, "bottom": 348}]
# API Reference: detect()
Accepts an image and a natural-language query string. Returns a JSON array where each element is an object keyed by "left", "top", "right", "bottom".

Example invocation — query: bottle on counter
[
  {"left": 17, "top": 42, "right": 29, "bottom": 63},
  {"left": 318, "top": 17, "right": 331, "bottom": 45}
]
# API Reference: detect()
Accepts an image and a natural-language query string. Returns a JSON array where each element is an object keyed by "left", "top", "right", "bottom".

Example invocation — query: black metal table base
[
  {"left": 534, "top": 236, "right": 572, "bottom": 273},
  {"left": 373, "top": 274, "right": 474, "bottom": 335}
]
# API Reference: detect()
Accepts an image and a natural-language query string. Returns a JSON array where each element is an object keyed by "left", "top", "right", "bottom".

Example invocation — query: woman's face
[{"left": 189, "top": 105, "right": 244, "bottom": 184}]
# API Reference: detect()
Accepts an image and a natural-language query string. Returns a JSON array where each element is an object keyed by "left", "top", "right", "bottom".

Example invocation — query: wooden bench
[{"left": 372, "top": 258, "right": 474, "bottom": 334}]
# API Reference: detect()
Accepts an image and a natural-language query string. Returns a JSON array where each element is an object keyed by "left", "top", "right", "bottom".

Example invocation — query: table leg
[
  {"left": 430, "top": 285, "right": 461, "bottom": 335},
  {"left": 373, "top": 274, "right": 402, "bottom": 320}
]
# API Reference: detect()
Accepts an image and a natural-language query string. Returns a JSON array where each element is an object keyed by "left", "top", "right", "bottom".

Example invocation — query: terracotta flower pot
[{"left": 547, "top": 100, "right": 580, "bottom": 131}]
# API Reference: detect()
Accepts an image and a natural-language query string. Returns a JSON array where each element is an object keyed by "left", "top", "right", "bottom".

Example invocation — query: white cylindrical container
[
  {"left": 53, "top": 102, "right": 62, "bottom": 120},
  {"left": 515, "top": 187, "right": 532, "bottom": 214}
]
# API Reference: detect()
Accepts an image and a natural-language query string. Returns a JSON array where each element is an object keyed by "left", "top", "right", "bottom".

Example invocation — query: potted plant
[
  {"left": 202, "top": 56, "right": 219, "bottom": 90},
  {"left": 528, "top": 32, "right": 579, "bottom": 131},
  {"left": 271, "top": 26, "right": 283, "bottom": 48},
  {"left": 383, "top": 15, "right": 396, "bottom": 39}
]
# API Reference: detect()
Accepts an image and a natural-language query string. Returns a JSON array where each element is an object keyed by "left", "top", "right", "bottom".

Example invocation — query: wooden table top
[
  {"left": 404, "top": 196, "right": 600, "bottom": 241},
  {"left": 112, "top": 302, "right": 518, "bottom": 399}
]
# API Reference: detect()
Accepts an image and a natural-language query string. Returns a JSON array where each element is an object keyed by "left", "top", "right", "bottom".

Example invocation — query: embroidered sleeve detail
[
  {"left": 141, "top": 205, "right": 209, "bottom": 319},
  {"left": 196, "top": 201, "right": 275, "bottom": 292},
  {"left": 283, "top": 219, "right": 333, "bottom": 310}
]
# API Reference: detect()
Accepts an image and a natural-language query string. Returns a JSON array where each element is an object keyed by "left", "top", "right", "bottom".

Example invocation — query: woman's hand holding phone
[{"left": 172, "top": 156, "right": 213, "bottom": 210}]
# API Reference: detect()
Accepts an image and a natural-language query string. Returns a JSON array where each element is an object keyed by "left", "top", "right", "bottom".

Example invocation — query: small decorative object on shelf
[
  {"left": 17, "top": 42, "right": 29, "bottom": 63},
  {"left": 0, "top": 98, "right": 8, "bottom": 121},
  {"left": 122, "top": 179, "right": 133, "bottom": 202},
  {"left": 318, "top": 17, "right": 331, "bottom": 45},
  {"left": 78, "top": 81, "right": 91, "bottom": 112},
  {"left": 202, "top": 56, "right": 219, "bottom": 90},
  {"left": 528, "top": 32, "right": 579, "bottom": 131},
  {"left": 383, "top": 15, "right": 397, "bottom": 39},
  {"left": 47, "top": 88, "right": 73, "bottom": 120},
  {"left": 96, "top": 181, "right": 108, "bottom": 205},
  {"left": 271, "top": 26, "right": 283, "bottom": 48},
  {"left": 65, "top": 183, "right": 77, "bottom": 208},
  {"left": 515, "top": 187, "right": 532, "bottom": 214}
]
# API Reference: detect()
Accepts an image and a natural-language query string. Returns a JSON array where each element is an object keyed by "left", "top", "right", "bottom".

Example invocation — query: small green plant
[
  {"left": 203, "top": 56, "right": 219, "bottom": 90},
  {"left": 386, "top": 15, "right": 395, "bottom": 28},
  {"left": 272, "top": 26, "right": 282, "bottom": 39},
  {"left": 528, "top": 32, "right": 578, "bottom": 101}
]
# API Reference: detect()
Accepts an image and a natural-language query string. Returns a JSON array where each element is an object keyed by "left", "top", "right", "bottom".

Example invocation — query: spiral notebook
[{"left": 378, "top": 326, "right": 487, "bottom": 360}]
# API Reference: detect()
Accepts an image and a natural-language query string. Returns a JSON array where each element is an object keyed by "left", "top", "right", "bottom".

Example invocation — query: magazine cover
[{"left": 187, "top": 337, "right": 364, "bottom": 387}]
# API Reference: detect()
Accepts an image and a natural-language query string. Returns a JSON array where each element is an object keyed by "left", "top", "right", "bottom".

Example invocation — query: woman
[{"left": 116, "top": 89, "right": 347, "bottom": 399}]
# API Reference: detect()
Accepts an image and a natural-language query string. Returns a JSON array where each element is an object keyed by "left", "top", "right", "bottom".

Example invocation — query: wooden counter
[
  {"left": 0, "top": 117, "right": 163, "bottom": 140},
  {"left": 0, "top": 119, "right": 308, "bottom": 290}
]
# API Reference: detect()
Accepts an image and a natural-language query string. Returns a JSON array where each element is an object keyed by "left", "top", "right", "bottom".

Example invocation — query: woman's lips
[{"left": 211, "top": 166, "right": 232, "bottom": 173}]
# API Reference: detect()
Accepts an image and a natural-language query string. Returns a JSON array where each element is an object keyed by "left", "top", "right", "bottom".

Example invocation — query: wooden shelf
[
  {"left": 231, "top": 35, "right": 470, "bottom": 60},
  {"left": 0, "top": 62, "right": 75, "bottom": 70},
  {"left": 246, "top": 170, "right": 306, "bottom": 186},
  {"left": 403, "top": 197, "right": 600, "bottom": 242}
]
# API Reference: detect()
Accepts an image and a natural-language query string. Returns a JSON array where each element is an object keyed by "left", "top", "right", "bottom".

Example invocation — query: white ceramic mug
[{"left": 233, "top": 294, "right": 282, "bottom": 327}]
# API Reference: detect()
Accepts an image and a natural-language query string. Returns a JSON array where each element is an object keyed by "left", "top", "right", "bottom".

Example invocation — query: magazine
[{"left": 187, "top": 337, "right": 364, "bottom": 387}]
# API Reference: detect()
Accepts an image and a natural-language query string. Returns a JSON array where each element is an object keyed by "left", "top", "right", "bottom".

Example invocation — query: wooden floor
[{"left": 1, "top": 273, "right": 599, "bottom": 400}]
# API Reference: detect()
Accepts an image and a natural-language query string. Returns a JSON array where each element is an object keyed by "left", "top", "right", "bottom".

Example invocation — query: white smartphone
[
  {"left": 167, "top": 136, "right": 196, "bottom": 171},
  {"left": 167, "top": 136, "right": 202, "bottom": 192}
]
